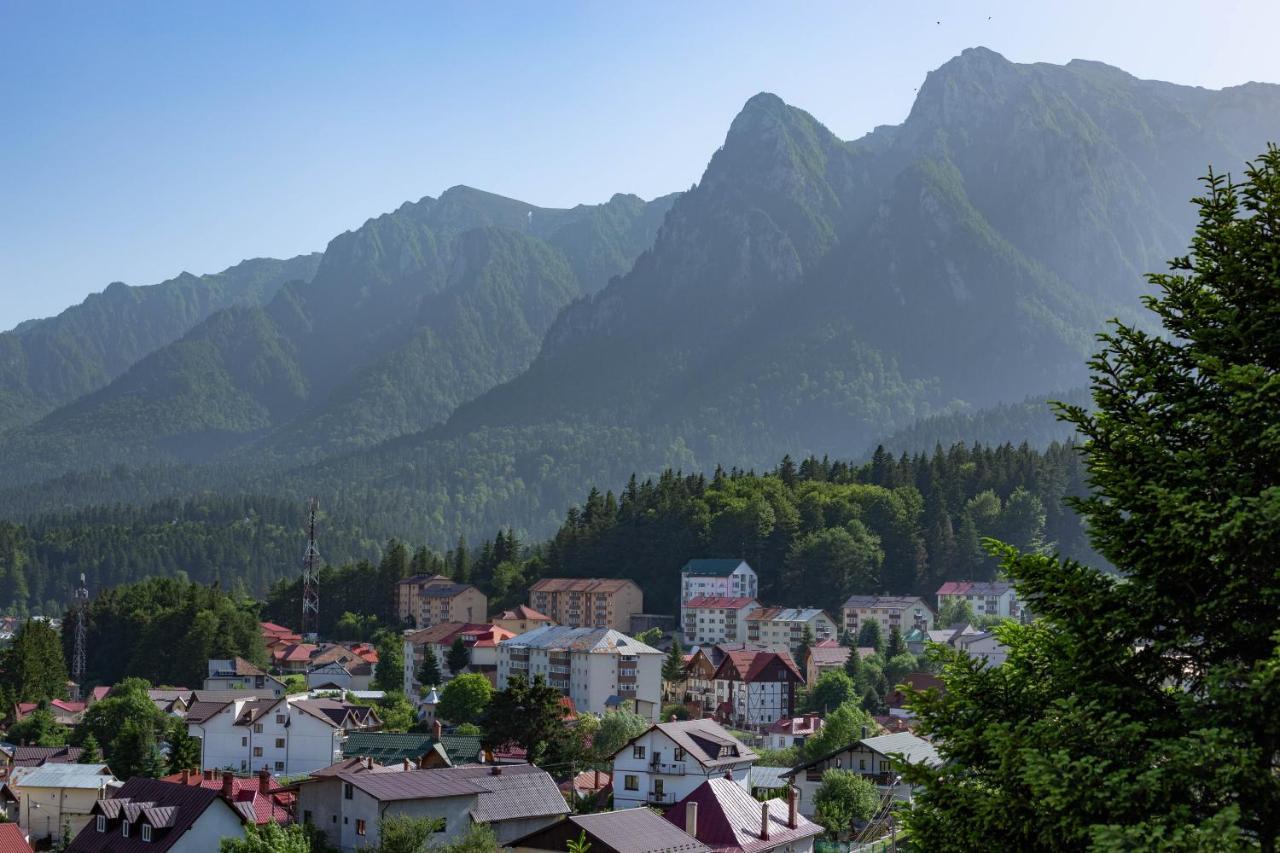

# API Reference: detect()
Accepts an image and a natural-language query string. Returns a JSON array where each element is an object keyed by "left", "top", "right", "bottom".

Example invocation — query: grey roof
[
  {"left": 842, "top": 595, "right": 933, "bottom": 611},
  {"left": 337, "top": 768, "right": 485, "bottom": 801},
  {"left": 746, "top": 607, "right": 831, "bottom": 623},
  {"left": 466, "top": 767, "right": 570, "bottom": 823},
  {"left": 513, "top": 809, "right": 710, "bottom": 853},
  {"left": 500, "top": 625, "right": 661, "bottom": 655},
  {"left": 748, "top": 765, "right": 790, "bottom": 790},
  {"left": 861, "top": 733, "right": 942, "bottom": 767},
  {"left": 14, "top": 763, "right": 113, "bottom": 789},
  {"left": 644, "top": 719, "right": 757, "bottom": 768}
]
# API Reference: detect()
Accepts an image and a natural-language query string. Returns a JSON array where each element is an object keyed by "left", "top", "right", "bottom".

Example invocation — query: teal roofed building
[
  {"left": 679, "top": 560, "right": 757, "bottom": 636},
  {"left": 341, "top": 731, "right": 484, "bottom": 767}
]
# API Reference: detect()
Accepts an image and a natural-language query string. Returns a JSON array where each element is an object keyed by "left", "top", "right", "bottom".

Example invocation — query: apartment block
[
  {"left": 527, "top": 579, "right": 643, "bottom": 631},
  {"left": 744, "top": 608, "right": 837, "bottom": 656},
  {"left": 842, "top": 596, "right": 935, "bottom": 640},
  {"left": 394, "top": 575, "right": 488, "bottom": 629}
]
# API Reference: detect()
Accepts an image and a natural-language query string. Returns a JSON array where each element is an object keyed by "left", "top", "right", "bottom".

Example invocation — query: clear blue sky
[{"left": 3, "top": 0, "right": 1279, "bottom": 329}]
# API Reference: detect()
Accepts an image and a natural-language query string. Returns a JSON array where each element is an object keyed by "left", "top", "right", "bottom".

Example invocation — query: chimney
[
  {"left": 365, "top": 757, "right": 373, "bottom": 770},
  {"left": 181, "top": 769, "right": 190, "bottom": 784},
  {"left": 432, "top": 719, "right": 443, "bottom": 739},
  {"left": 788, "top": 787, "right": 798, "bottom": 829},
  {"left": 686, "top": 801, "right": 699, "bottom": 839},
  {"left": 403, "top": 759, "right": 412, "bottom": 771},
  {"left": 760, "top": 801, "right": 770, "bottom": 841},
  {"left": 724, "top": 770, "right": 732, "bottom": 780},
  {"left": 204, "top": 769, "right": 213, "bottom": 781},
  {"left": 417, "top": 755, "right": 427, "bottom": 769},
  {"left": 593, "top": 769, "right": 601, "bottom": 790},
  {"left": 259, "top": 766, "right": 271, "bottom": 793},
  {"left": 221, "top": 771, "right": 234, "bottom": 799},
  {"left": 491, "top": 765, "right": 502, "bottom": 776},
  {"left": 861, "top": 725, "right": 868, "bottom": 740}
]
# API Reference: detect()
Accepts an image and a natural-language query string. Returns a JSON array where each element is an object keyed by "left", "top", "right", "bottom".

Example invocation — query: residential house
[
  {"left": 66, "top": 777, "right": 249, "bottom": 852},
  {"left": 401, "top": 623, "right": 515, "bottom": 694},
  {"left": 13, "top": 699, "right": 86, "bottom": 726},
  {"left": 884, "top": 672, "right": 944, "bottom": 717},
  {"left": 682, "top": 646, "right": 721, "bottom": 714},
  {"left": 511, "top": 808, "right": 708, "bottom": 853},
  {"left": 272, "top": 642, "right": 320, "bottom": 675},
  {"left": 342, "top": 729, "right": 486, "bottom": 768},
  {"left": 804, "top": 641, "right": 876, "bottom": 686},
  {"left": 185, "top": 695, "right": 379, "bottom": 776},
  {"left": 666, "top": 778, "right": 822, "bottom": 853},
  {"left": 955, "top": 631, "right": 1009, "bottom": 667},
  {"left": 204, "top": 658, "right": 286, "bottom": 698},
  {"left": 783, "top": 732, "right": 940, "bottom": 815},
  {"left": 496, "top": 626, "right": 663, "bottom": 720},
  {"left": 936, "top": 581, "right": 1027, "bottom": 622},
  {"left": 609, "top": 719, "right": 757, "bottom": 810},
  {"left": 394, "top": 575, "right": 488, "bottom": 629},
  {"left": 680, "top": 561, "right": 758, "bottom": 630},
  {"left": 747, "top": 766, "right": 791, "bottom": 800},
  {"left": 492, "top": 605, "right": 555, "bottom": 635},
  {"left": 745, "top": 609, "right": 838, "bottom": 656},
  {"left": 296, "top": 764, "right": 567, "bottom": 851},
  {"left": 762, "top": 713, "right": 823, "bottom": 751},
  {"left": 158, "top": 768, "right": 294, "bottom": 826},
  {"left": 10, "top": 764, "right": 115, "bottom": 844},
  {"left": 681, "top": 597, "right": 757, "bottom": 646},
  {"left": 0, "top": 746, "right": 83, "bottom": 783},
  {"left": 711, "top": 647, "right": 804, "bottom": 729},
  {"left": 528, "top": 579, "right": 644, "bottom": 631},
  {"left": 842, "top": 596, "right": 935, "bottom": 640},
  {"left": 261, "top": 621, "right": 303, "bottom": 651}
]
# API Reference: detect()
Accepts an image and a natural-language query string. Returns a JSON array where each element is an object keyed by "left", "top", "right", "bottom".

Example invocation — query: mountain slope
[{"left": 0, "top": 254, "right": 320, "bottom": 432}]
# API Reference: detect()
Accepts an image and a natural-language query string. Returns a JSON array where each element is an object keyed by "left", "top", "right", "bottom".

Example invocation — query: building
[
  {"left": 496, "top": 625, "right": 663, "bottom": 720},
  {"left": 342, "top": 729, "right": 486, "bottom": 767},
  {"left": 745, "top": 609, "right": 838, "bottom": 656},
  {"left": 955, "top": 631, "right": 1009, "bottom": 667},
  {"left": 528, "top": 579, "right": 644, "bottom": 631},
  {"left": 13, "top": 699, "right": 86, "bottom": 726},
  {"left": 511, "top": 808, "right": 709, "bottom": 853},
  {"left": 803, "top": 641, "right": 875, "bottom": 686},
  {"left": 186, "top": 695, "right": 379, "bottom": 776},
  {"left": 296, "top": 764, "right": 567, "bottom": 851},
  {"left": 762, "top": 713, "right": 824, "bottom": 751},
  {"left": 402, "top": 623, "right": 516, "bottom": 694},
  {"left": 394, "top": 575, "right": 488, "bottom": 629},
  {"left": 666, "top": 778, "right": 822, "bottom": 853},
  {"left": 681, "top": 597, "right": 757, "bottom": 646},
  {"left": 842, "top": 596, "right": 935, "bottom": 640},
  {"left": 0, "top": 745, "right": 83, "bottom": 783},
  {"left": 609, "top": 718, "right": 757, "bottom": 811},
  {"left": 261, "top": 621, "right": 303, "bottom": 652},
  {"left": 158, "top": 768, "right": 294, "bottom": 826},
  {"left": 10, "top": 764, "right": 115, "bottom": 844},
  {"left": 204, "top": 658, "right": 286, "bottom": 698},
  {"left": 936, "top": 581, "right": 1027, "bottom": 621},
  {"left": 492, "top": 605, "right": 555, "bottom": 635},
  {"left": 66, "top": 777, "right": 250, "bottom": 852},
  {"left": 783, "top": 732, "right": 940, "bottom": 815},
  {"left": 711, "top": 647, "right": 804, "bottom": 729},
  {"left": 680, "top": 560, "right": 758, "bottom": 629}
]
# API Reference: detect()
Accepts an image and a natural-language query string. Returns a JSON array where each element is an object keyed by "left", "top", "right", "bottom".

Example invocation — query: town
[{"left": 0, "top": 554, "right": 1026, "bottom": 852}]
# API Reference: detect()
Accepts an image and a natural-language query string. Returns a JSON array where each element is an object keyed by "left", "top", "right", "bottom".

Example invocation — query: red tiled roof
[
  {"left": 764, "top": 714, "right": 823, "bottom": 736},
  {"left": 713, "top": 649, "right": 803, "bottom": 684},
  {"left": 158, "top": 770, "right": 292, "bottom": 826},
  {"left": 273, "top": 643, "right": 318, "bottom": 663},
  {"left": 684, "top": 596, "right": 757, "bottom": 609},
  {"left": 90, "top": 686, "right": 111, "bottom": 702},
  {"left": 497, "top": 605, "right": 552, "bottom": 621},
  {"left": 260, "top": 622, "right": 295, "bottom": 635},
  {"left": 0, "top": 823, "right": 33, "bottom": 853}
]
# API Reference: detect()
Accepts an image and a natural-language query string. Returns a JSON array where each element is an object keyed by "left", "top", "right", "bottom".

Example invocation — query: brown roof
[
  {"left": 335, "top": 768, "right": 485, "bottom": 801},
  {"left": 70, "top": 778, "right": 238, "bottom": 852},
  {"left": 511, "top": 809, "right": 709, "bottom": 853},
  {"left": 497, "top": 605, "right": 553, "bottom": 622},
  {"left": 11, "top": 745, "right": 83, "bottom": 767},
  {"left": 625, "top": 720, "right": 757, "bottom": 769},
  {"left": 666, "top": 778, "right": 822, "bottom": 852},
  {"left": 713, "top": 648, "right": 803, "bottom": 684},
  {"left": 529, "top": 578, "right": 639, "bottom": 594},
  {"left": 183, "top": 700, "right": 232, "bottom": 725}
]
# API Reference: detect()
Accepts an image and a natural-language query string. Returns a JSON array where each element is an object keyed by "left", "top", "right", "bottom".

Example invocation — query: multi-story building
[
  {"left": 682, "top": 597, "right": 758, "bottom": 645},
  {"left": 496, "top": 626, "right": 663, "bottom": 720},
  {"left": 402, "top": 622, "right": 516, "bottom": 693},
  {"left": 935, "top": 581, "right": 1027, "bottom": 622},
  {"left": 527, "top": 579, "right": 643, "bottom": 631},
  {"left": 394, "top": 575, "right": 488, "bottom": 629},
  {"left": 204, "top": 658, "right": 286, "bottom": 698},
  {"left": 679, "top": 560, "right": 758, "bottom": 629},
  {"left": 745, "top": 608, "right": 838, "bottom": 655},
  {"left": 609, "top": 719, "right": 757, "bottom": 810},
  {"left": 492, "top": 605, "right": 555, "bottom": 635},
  {"left": 185, "top": 696, "right": 380, "bottom": 776},
  {"left": 842, "top": 596, "right": 935, "bottom": 640},
  {"left": 712, "top": 647, "right": 804, "bottom": 729}
]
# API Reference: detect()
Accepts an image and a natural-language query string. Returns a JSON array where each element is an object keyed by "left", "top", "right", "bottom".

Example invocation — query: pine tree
[
  {"left": 446, "top": 637, "right": 470, "bottom": 676},
  {"left": 661, "top": 637, "right": 685, "bottom": 696},
  {"left": 78, "top": 733, "right": 103, "bottom": 763},
  {"left": 797, "top": 624, "right": 816, "bottom": 669},
  {"left": 372, "top": 631, "right": 405, "bottom": 693},
  {"left": 110, "top": 718, "right": 162, "bottom": 779},
  {"left": 886, "top": 625, "right": 905, "bottom": 659},
  {"left": 856, "top": 621, "right": 883, "bottom": 653},
  {"left": 418, "top": 646, "right": 442, "bottom": 688},
  {"left": 1, "top": 620, "right": 68, "bottom": 703},
  {"left": 166, "top": 718, "right": 200, "bottom": 773},
  {"left": 843, "top": 647, "right": 864, "bottom": 688}
]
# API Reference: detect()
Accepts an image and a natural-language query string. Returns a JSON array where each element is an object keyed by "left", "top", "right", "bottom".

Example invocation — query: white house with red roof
[
  {"left": 681, "top": 597, "right": 758, "bottom": 646},
  {"left": 712, "top": 648, "right": 804, "bottom": 729},
  {"left": 762, "top": 713, "right": 824, "bottom": 751},
  {"left": 665, "top": 777, "right": 821, "bottom": 853}
]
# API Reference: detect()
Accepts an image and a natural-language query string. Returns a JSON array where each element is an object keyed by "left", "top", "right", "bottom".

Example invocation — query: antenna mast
[
  {"left": 72, "top": 573, "right": 88, "bottom": 685},
  {"left": 301, "top": 497, "right": 321, "bottom": 638}
]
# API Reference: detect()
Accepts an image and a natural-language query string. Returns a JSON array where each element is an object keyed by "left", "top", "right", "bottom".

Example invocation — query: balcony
[
  {"left": 647, "top": 791, "right": 676, "bottom": 805},
  {"left": 549, "top": 664, "right": 570, "bottom": 675},
  {"left": 650, "top": 760, "right": 687, "bottom": 775}
]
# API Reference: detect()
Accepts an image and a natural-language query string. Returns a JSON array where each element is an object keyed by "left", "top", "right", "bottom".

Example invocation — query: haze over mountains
[{"left": 3, "top": 47, "right": 1279, "bottom": 545}]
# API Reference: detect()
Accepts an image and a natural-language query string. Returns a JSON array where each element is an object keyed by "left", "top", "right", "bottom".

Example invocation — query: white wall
[
  {"left": 611, "top": 729, "right": 752, "bottom": 810},
  {"left": 170, "top": 798, "right": 248, "bottom": 853}
]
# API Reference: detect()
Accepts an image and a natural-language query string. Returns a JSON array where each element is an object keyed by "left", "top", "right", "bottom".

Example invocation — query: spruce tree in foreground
[{"left": 902, "top": 149, "right": 1280, "bottom": 850}]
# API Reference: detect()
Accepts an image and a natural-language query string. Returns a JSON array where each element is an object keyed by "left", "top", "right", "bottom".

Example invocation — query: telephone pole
[
  {"left": 301, "top": 497, "right": 320, "bottom": 639},
  {"left": 71, "top": 573, "right": 88, "bottom": 687}
]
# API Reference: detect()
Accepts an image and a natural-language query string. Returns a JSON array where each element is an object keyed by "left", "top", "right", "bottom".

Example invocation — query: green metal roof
[
  {"left": 341, "top": 732, "right": 483, "bottom": 765},
  {"left": 681, "top": 559, "right": 749, "bottom": 577}
]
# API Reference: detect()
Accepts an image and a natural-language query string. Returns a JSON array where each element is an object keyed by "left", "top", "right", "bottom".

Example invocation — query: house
[
  {"left": 394, "top": 575, "right": 488, "bottom": 629},
  {"left": 304, "top": 644, "right": 377, "bottom": 691},
  {"left": 560, "top": 769, "right": 611, "bottom": 802},
  {"left": 0, "top": 824, "right": 33, "bottom": 853},
  {"left": 610, "top": 719, "right": 757, "bottom": 810},
  {"left": 745, "top": 609, "right": 838, "bottom": 656},
  {"left": 884, "top": 672, "right": 944, "bottom": 716},
  {"left": 510, "top": 808, "right": 709, "bottom": 853},
  {"left": 711, "top": 647, "right": 804, "bottom": 729},
  {"left": 13, "top": 699, "right": 86, "bottom": 726},
  {"left": 185, "top": 695, "right": 379, "bottom": 776},
  {"left": 493, "top": 605, "right": 555, "bottom": 635},
  {"left": 66, "top": 777, "right": 250, "bottom": 852},
  {"left": 747, "top": 766, "right": 791, "bottom": 800},
  {"left": 528, "top": 578, "right": 644, "bottom": 631},
  {"left": 10, "top": 763, "right": 115, "bottom": 844},
  {"left": 296, "top": 764, "right": 567, "bottom": 851},
  {"left": 783, "top": 731, "right": 940, "bottom": 815},
  {"left": 955, "top": 631, "right": 1009, "bottom": 667},
  {"left": 158, "top": 768, "right": 294, "bottom": 826},
  {"left": 272, "top": 642, "right": 320, "bottom": 674},
  {"left": 261, "top": 621, "right": 303, "bottom": 651},
  {"left": 204, "top": 658, "right": 286, "bottom": 698},
  {"left": 0, "top": 745, "right": 83, "bottom": 782},
  {"left": 496, "top": 625, "right": 663, "bottom": 720},
  {"left": 342, "top": 729, "right": 486, "bottom": 767},
  {"left": 666, "top": 778, "right": 822, "bottom": 853},
  {"left": 762, "top": 713, "right": 823, "bottom": 751},
  {"left": 842, "top": 596, "right": 935, "bottom": 640},
  {"left": 680, "top": 561, "right": 758, "bottom": 631},
  {"left": 681, "top": 597, "right": 757, "bottom": 646},
  {"left": 401, "top": 623, "right": 516, "bottom": 694},
  {"left": 936, "top": 581, "right": 1027, "bottom": 622},
  {"left": 804, "top": 641, "right": 876, "bottom": 686}
]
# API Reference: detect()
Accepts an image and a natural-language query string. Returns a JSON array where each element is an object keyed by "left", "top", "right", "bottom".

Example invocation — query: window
[
  {"left": 275, "top": 738, "right": 285, "bottom": 749},
  {"left": 632, "top": 745, "right": 646, "bottom": 760},
  {"left": 624, "top": 775, "right": 638, "bottom": 791},
  {"left": 123, "top": 823, "right": 130, "bottom": 838},
  {"left": 254, "top": 723, "right": 263, "bottom": 733},
  {"left": 356, "top": 819, "right": 366, "bottom": 836},
  {"left": 96, "top": 816, "right": 106, "bottom": 833},
  {"left": 859, "top": 759, "right": 866, "bottom": 770},
  {"left": 241, "top": 737, "right": 248, "bottom": 747},
  {"left": 344, "top": 782, "right": 354, "bottom": 800},
  {"left": 276, "top": 714, "right": 286, "bottom": 724},
  {"left": 275, "top": 761, "right": 285, "bottom": 771},
  {"left": 142, "top": 824, "right": 152, "bottom": 842},
  {"left": 253, "top": 747, "right": 263, "bottom": 757},
  {"left": 303, "top": 810, "right": 312, "bottom": 825}
]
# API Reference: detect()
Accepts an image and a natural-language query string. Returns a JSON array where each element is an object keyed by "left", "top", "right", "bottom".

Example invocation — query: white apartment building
[
  {"left": 186, "top": 696, "right": 379, "bottom": 776},
  {"left": 842, "top": 596, "right": 935, "bottom": 640},
  {"left": 682, "top": 596, "right": 757, "bottom": 645},
  {"left": 610, "top": 719, "right": 757, "bottom": 810},
  {"left": 680, "top": 560, "right": 758, "bottom": 630},
  {"left": 935, "top": 581, "right": 1027, "bottom": 622},
  {"left": 745, "top": 608, "right": 838, "bottom": 655},
  {"left": 495, "top": 626, "right": 663, "bottom": 721}
]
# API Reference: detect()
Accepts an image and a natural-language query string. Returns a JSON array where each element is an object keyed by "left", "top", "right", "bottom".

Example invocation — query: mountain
[
  {"left": 0, "top": 188, "right": 676, "bottom": 482},
  {"left": 0, "top": 254, "right": 320, "bottom": 432}
]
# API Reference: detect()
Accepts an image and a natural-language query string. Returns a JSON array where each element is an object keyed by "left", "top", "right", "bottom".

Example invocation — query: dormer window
[
  {"left": 96, "top": 815, "right": 106, "bottom": 832},
  {"left": 142, "top": 824, "right": 152, "bottom": 842}
]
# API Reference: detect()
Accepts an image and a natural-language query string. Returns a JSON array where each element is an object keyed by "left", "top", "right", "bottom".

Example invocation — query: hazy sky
[{"left": 3, "top": 1, "right": 1279, "bottom": 329}]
